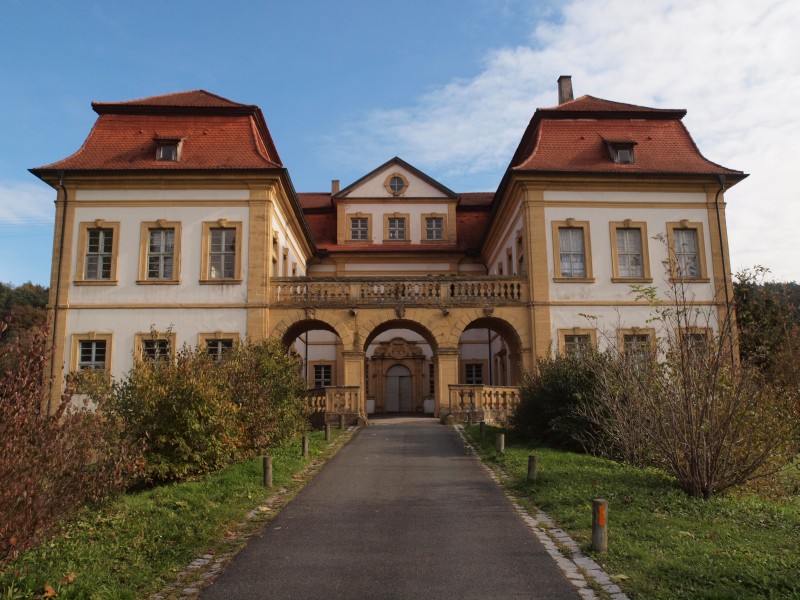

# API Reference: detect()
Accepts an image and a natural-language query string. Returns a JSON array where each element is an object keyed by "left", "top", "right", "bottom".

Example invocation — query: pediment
[{"left": 335, "top": 157, "right": 458, "bottom": 200}]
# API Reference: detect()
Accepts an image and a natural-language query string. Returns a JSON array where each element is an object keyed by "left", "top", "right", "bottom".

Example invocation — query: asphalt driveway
[{"left": 201, "top": 418, "right": 581, "bottom": 599}]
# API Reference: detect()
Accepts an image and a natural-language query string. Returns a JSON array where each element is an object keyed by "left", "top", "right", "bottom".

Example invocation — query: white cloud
[
  {"left": 0, "top": 181, "right": 55, "bottom": 225},
  {"left": 330, "top": 0, "right": 800, "bottom": 280}
]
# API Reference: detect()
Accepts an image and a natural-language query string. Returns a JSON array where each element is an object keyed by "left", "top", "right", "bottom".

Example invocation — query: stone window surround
[
  {"left": 551, "top": 218, "right": 594, "bottom": 282},
  {"left": 69, "top": 332, "right": 113, "bottom": 373},
  {"left": 666, "top": 220, "right": 710, "bottom": 282},
  {"left": 134, "top": 331, "right": 177, "bottom": 364},
  {"left": 137, "top": 220, "right": 182, "bottom": 284},
  {"left": 74, "top": 220, "right": 120, "bottom": 285},
  {"left": 609, "top": 220, "right": 652, "bottom": 283},
  {"left": 199, "top": 219, "right": 243, "bottom": 284}
]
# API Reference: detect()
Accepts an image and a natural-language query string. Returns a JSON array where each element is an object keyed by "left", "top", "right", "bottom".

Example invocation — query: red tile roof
[
  {"left": 508, "top": 95, "right": 745, "bottom": 179},
  {"left": 32, "top": 90, "right": 283, "bottom": 172}
]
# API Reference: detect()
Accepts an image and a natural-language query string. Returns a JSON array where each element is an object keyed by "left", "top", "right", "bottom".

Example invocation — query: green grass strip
[
  {"left": 464, "top": 425, "right": 800, "bottom": 600},
  {"left": 0, "top": 429, "right": 347, "bottom": 599}
]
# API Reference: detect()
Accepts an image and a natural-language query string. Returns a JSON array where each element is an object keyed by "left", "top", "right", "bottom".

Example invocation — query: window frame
[
  {"left": 347, "top": 213, "right": 372, "bottom": 242},
  {"left": 137, "top": 220, "right": 182, "bottom": 284},
  {"left": 75, "top": 221, "right": 120, "bottom": 285},
  {"left": 200, "top": 220, "right": 243, "bottom": 284},
  {"left": 551, "top": 220, "right": 594, "bottom": 282},
  {"left": 421, "top": 213, "right": 447, "bottom": 242},
  {"left": 462, "top": 361, "right": 487, "bottom": 385},
  {"left": 676, "top": 326, "right": 712, "bottom": 351},
  {"left": 311, "top": 362, "right": 335, "bottom": 388},
  {"left": 666, "top": 221, "right": 709, "bottom": 282},
  {"left": 557, "top": 328, "right": 597, "bottom": 356},
  {"left": 383, "top": 172, "right": 408, "bottom": 196},
  {"left": 609, "top": 220, "right": 652, "bottom": 283},
  {"left": 134, "top": 331, "right": 177, "bottom": 364},
  {"left": 617, "top": 327, "right": 657, "bottom": 355},
  {"left": 70, "top": 332, "right": 113, "bottom": 373},
  {"left": 383, "top": 213, "right": 409, "bottom": 242},
  {"left": 198, "top": 331, "right": 240, "bottom": 362}
]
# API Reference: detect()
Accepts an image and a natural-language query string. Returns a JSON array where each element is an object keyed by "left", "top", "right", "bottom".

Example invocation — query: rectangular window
[
  {"left": 622, "top": 333, "right": 653, "bottom": 356},
  {"left": 78, "top": 340, "right": 106, "bottom": 370},
  {"left": 313, "top": 364, "right": 333, "bottom": 388},
  {"left": 388, "top": 217, "right": 406, "bottom": 241},
  {"left": 135, "top": 332, "right": 176, "bottom": 363},
  {"left": 465, "top": 363, "right": 484, "bottom": 385},
  {"left": 351, "top": 217, "right": 369, "bottom": 241},
  {"left": 564, "top": 334, "right": 591, "bottom": 355},
  {"left": 201, "top": 221, "right": 242, "bottom": 283},
  {"left": 616, "top": 229, "right": 643, "bottom": 278},
  {"left": 85, "top": 228, "right": 114, "bottom": 280},
  {"left": 667, "top": 222, "right": 708, "bottom": 281},
  {"left": 206, "top": 339, "right": 234, "bottom": 361},
  {"left": 558, "top": 228, "right": 586, "bottom": 278},
  {"left": 210, "top": 228, "right": 236, "bottom": 279},
  {"left": 425, "top": 217, "right": 443, "bottom": 240},
  {"left": 147, "top": 228, "right": 175, "bottom": 279},
  {"left": 552, "top": 221, "right": 592, "bottom": 281}
]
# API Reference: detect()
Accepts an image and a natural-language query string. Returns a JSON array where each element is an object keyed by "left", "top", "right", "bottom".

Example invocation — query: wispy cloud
[
  {"left": 329, "top": 0, "right": 800, "bottom": 280},
  {"left": 0, "top": 181, "right": 54, "bottom": 225}
]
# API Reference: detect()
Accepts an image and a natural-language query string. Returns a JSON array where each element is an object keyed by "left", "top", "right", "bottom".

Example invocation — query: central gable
[{"left": 335, "top": 157, "right": 458, "bottom": 199}]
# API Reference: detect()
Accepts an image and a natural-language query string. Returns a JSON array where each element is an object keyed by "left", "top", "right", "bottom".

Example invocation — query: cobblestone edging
[
  {"left": 454, "top": 426, "right": 630, "bottom": 600},
  {"left": 149, "top": 427, "right": 357, "bottom": 600}
]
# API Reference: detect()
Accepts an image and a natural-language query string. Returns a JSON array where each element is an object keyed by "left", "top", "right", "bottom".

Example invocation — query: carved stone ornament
[
  {"left": 305, "top": 307, "right": 316, "bottom": 319},
  {"left": 395, "top": 307, "right": 406, "bottom": 318}
]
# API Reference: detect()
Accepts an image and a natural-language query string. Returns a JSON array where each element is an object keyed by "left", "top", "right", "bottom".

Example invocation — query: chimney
[
  {"left": 558, "top": 75, "right": 573, "bottom": 105},
  {"left": 331, "top": 179, "right": 340, "bottom": 194}
]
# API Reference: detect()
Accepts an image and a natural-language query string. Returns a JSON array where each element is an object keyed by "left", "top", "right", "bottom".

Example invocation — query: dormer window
[
  {"left": 155, "top": 138, "right": 182, "bottom": 162},
  {"left": 606, "top": 140, "right": 636, "bottom": 164}
]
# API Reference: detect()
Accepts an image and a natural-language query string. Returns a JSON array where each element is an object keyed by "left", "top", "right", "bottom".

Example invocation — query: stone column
[
  {"left": 434, "top": 348, "right": 460, "bottom": 417},
  {"left": 342, "top": 350, "right": 366, "bottom": 414}
]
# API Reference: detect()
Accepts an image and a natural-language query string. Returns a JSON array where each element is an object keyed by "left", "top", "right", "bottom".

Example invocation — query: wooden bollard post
[
  {"left": 527, "top": 455, "right": 538, "bottom": 481},
  {"left": 325, "top": 423, "right": 331, "bottom": 441},
  {"left": 592, "top": 499, "right": 608, "bottom": 552},
  {"left": 263, "top": 456, "right": 273, "bottom": 488},
  {"left": 496, "top": 433, "right": 505, "bottom": 453},
  {"left": 479, "top": 421, "right": 486, "bottom": 438},
  {"left": 339, "top": 414, "right": 346, "bottom": 430},
  {"left": 302, "top": 434, "right": 309, "bottom": 457}
]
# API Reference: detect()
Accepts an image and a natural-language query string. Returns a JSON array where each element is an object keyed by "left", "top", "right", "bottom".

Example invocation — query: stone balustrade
[
  {"left": 304, "top": 386, "right": 361, "bottom": 414},
  {"left": 272, "top": 276, "right": 527, "bottom": 307},
  {"left": 445, "top": 384, "right": 521, "bottom": 425}
]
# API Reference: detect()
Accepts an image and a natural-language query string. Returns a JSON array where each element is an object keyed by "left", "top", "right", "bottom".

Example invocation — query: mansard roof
[
  {"left": 31, "top": 90, "right": 283, "bottom": 174},
  {"left": 507, "top": 95, "right": 746, "bottom": 179}
]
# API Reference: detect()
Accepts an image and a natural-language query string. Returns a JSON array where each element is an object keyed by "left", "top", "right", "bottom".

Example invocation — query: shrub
[
  {"left": 511, "top": 350, "right": 599, "bottom": 451},
  {"left": 0, "top": 328, "right": 140, "bottom": 564},
  {"left": 101, "top": 342, "right": 239, "bottom": 484},
  {"left": 224, "top": 338, "right": 309, "bottom": 455}
]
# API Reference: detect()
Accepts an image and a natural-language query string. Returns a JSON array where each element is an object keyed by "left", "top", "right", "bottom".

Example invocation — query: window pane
[
  {"left": 674, "top": 229, "right": 700, "bottom": 278},
  {"left": 617, "top": 228, "right": 643, "bottom": 278},
  {"left": 558, "top": 228, "right": 586, "bottom": 277},
  {"left": 209, "top": 227, "right": 236, "bottom": 279}
]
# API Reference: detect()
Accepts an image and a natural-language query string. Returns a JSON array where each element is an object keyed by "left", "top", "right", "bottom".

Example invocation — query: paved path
[{"left": 202, "top": 418, "right": 581, "bottom": 599}]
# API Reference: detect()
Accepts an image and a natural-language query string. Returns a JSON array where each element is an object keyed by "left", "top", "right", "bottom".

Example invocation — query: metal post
[
  {"left": 339, "top": 414, "right": 345, "bottom": 430},
  {"left": 527, "top": 455, "right": 538, "bottom": 481},
  {"left": 302, "top": 434, "right": 309, "bottom": 457},
  {"left": 479, "top": 421, "right": 486, "bottom": 438},
  {"left": 592, "top": 499, "right": 608, "bottom": 552},
  {"left": 325, "top": 423, "right": 331, "bottom": 441},
  {"left": 496, "top": 433, "right": 505, "bottom": 453},
  {"left": 263, "top": 456, "right": 273, "bottom": 488}
]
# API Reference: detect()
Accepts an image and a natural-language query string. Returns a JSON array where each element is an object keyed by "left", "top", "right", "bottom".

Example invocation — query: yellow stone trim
[
  {"left": 73, "top": 200, "right": 251, "bottom": 208},
  {"left": 69, "top": 332, "right": 113, "bottom": 373},
  {"left": 666, "top": 220, "right": 709, "bottom": 282},
  {"left": 460, "top": 359, "right": 489, "bottom": 384},
  {"left": 383, "top": 172, "right": 409, "bottom": 196},
  {"left": 551, "top": 219, "right": 594, "bottom": 282},
  {"left": 556, "top": 328, "right": 597, "bottom": 354},
  {"left": 617, "top": 327, "right": 657, "bottom": 354},
  {"left": 420, "top": 212, "right": 448, "bottom": 243},
  {"left": 383, "top": 212, "right": 410, "bottom": 242},
  {"left": 308, "top": 360, "right": 337, "bottom": 387},
  {"left": 608, "top": 220, "right": 652, "bottom": 282},
  {"left": 200, "top": 220, "right": 243, "bottom": 283},
  {"left": 346, "top": 212, "right": 373, "bottom": 242},
  {"left": 137, "top": 220, "right": 182, "bottom": 284},
  {"left": 133, "top": 331, "right": 177, "bottom": 364},
  {"left": 74, "top": 220, "right": 121, "bottom": 285},
  {"left": 675, "top": 326, "right": 712, "bottom": 346},
  {"left": 197, "top": 331, "right": 241, "bottom": 354}
]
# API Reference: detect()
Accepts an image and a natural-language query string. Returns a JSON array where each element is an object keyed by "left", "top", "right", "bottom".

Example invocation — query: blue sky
[{"left": 1, "top": 0, "right": 798, "bottom": 285}]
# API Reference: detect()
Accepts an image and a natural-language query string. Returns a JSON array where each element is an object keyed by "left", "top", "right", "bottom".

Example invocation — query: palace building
[{"left": 32, "top": 76, "right": 746, "bottom": 421}]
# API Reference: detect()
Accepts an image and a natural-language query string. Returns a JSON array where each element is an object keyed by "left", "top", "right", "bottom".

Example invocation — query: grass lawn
[
  {"left": 464, "top": 425, "right": 800, "bottom": 600},
  {"left": 0, "top": 429, "right": 347, "bottom": 599}
]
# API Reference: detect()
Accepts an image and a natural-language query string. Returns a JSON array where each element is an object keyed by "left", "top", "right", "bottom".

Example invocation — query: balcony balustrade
[
  {"left": 304, "top": 386, "right": 361, "bottom": 414},
  {"left": 272, "top": 276, "right": 527, "bottom": 307}
]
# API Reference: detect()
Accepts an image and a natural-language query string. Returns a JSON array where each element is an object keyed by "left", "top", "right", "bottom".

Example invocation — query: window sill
[
  {"left": 136, "top": 279, "right": 181, "bottom": 285},
  {"left": 669, "top": 277, "right": 710, "bottom": 284},
  {"left": 611, "top": 277, "right": 653, "bottom": 284},
  {"left": 199, "top": 279, "right": 243, "bottom": 285},
  {"left": 553, "top": 277, "right": 595, "bottom": 283},
  {"left": 74, "top": 280, "right": 118, "bottom": 286},
  {"left": 382, "top": 238, "right": 409, "bottom": 243}
]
